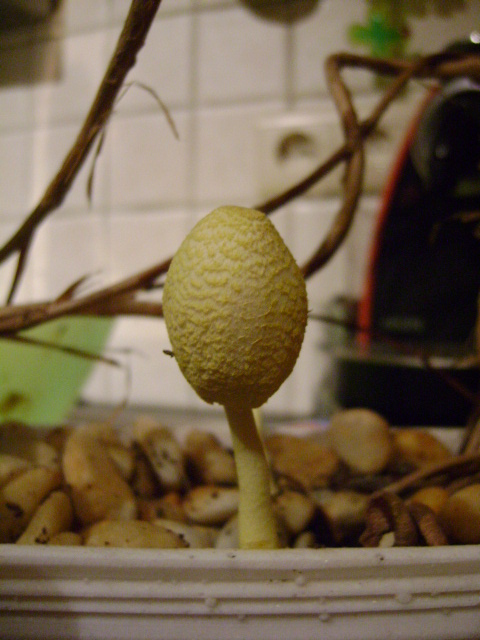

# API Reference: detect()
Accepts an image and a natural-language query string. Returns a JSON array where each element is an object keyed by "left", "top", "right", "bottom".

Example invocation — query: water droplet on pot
[
  {"left": 295, "top": 573, "right": 307, "bottom": 586},
  {"left": 205, "top": 597, "right": 218, "bottom": 610},
  {"left": 395, "top": 591, "right": 413, "bottom": 605}
]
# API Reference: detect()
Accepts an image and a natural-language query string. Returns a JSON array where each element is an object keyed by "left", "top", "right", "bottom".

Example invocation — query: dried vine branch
[
  {"left": 259, "top": 51, "right": 480, "bottom": 276},
  {"left": 298, "top": 51, "right": 365, "bottom": 279},
  {"left": 0, "top": 47, "right": 479, "bottom": 340},
  {"left": 0, "top": 257, "right": 172, "bottom": 335},
  {"left": 0, "top": 0, "right": 163, "bottom": 303},
  {"left": 375, "top": 451, "right": 480, "bottom": 498}
]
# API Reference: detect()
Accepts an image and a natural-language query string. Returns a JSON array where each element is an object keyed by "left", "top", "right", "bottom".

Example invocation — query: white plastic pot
[{"left": 1, "top": 544, "right": 479, "bottom": 640}]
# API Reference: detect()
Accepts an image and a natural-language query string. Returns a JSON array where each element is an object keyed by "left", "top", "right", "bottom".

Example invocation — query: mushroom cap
[{"left": 162, "top": 206, "right": 308, "bottom": 408}]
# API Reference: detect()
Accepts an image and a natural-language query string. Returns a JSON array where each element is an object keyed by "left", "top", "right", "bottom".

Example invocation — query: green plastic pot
[{"left": 0, "top": 316, "right": 113, "bottom": 426}]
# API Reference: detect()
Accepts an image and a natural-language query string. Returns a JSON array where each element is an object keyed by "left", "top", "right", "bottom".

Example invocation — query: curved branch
[
  {"left": 300, "top": 50, "right": 365, "bottom": 278},
  {"left": 0, "top": 257, "right": 171, "bottom": 335},
  {"left": 0, "top": 50, "right": 479, "bottom": 335},
  {"left": 257, "top": 53, "right": 480, "bottom": 278},
  {"left": 299, "top": 53, "right": 429, "bottom": 276},
  {"left": 0, "top": 0, "right": 162, "bottom": 302}
]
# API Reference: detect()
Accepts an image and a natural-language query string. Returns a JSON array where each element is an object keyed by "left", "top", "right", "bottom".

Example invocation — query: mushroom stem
[{"left": 224, "top": 402, "right": 280, "bottom": 549}]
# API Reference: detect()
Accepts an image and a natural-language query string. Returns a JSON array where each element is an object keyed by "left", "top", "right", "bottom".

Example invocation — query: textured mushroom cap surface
[{"left": 163, "top": 206, "right": 308, "bottom": 408}]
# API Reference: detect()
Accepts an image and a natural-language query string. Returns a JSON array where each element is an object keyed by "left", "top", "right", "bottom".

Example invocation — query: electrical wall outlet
[
  {"left": 255, "top": 109, "right": 344, "bottom": 200},
  {"left": 255, "top": 90, "right": 424, "bottom": 201}
]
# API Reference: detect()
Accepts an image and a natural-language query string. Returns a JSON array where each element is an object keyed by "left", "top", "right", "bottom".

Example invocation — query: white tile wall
[
  {"left": 33, "top": 31, "right": 110, "bottom": 126},
  {"left": 196, "top": 7, "right": 286, "bottom": 105},
  {"left": 31, "top": 122, "right": 109, "bottom": 210},
  {"left": 0, "top": 86, "right": 34, "bottom": 132},
  {"left": 115, "top": 15, "right": 193, "bottom": 113},
  {"left": 293, "top": 0, "right": 370, "bottom": 98},
  {"left": 33, "top": 212, "right": 108, "bottom": 299},
  {"left": 194, "top": 102, "right": 283, "bottom": 206},
  {"left": 109, "top": 110, "right": 191, "bottom": 209},
  {"left": 0, "top": 0, "right": 477, "bottom": 417},
  {"left": 0, "top": 130, "right": 34, "bottom": 217},
  {"left": 62, "top": 0, "right": 110, "bottom": 33}
]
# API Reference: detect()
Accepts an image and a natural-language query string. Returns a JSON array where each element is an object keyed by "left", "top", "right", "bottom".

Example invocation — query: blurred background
[{"left": 0, "top": 0, "right": 478, "bottom": 421}]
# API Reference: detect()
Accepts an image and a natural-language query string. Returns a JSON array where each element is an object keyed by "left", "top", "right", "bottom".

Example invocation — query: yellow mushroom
[{"left": 163, "top": 206, "right": 308, "bottom": 549}]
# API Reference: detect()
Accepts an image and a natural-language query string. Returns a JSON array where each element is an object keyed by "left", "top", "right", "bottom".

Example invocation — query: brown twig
[
  {"left": 0, "top": 258, "right": 171, "bottom": 335},
  {"left": 460, "top": 404, "right": 480, "bottom": 455},
  {"left": 256, "top": 50, "right": 479, "bottom": 223},
  {"left": 360, "top": 492, "right": 419, "bottom": 547},
  {"left": 255, "top": 52, "right": 449, "bottom": 276},
  {"left": 299, "top": 51, "right": 365, "bottom": 278},
  {"left": 8, "top": 333, "right": 121, "bottom": 367},
  {"left": 0, "top": 49, "right": 479, "bottom": 340},
  {"left": 374, "top": 451, "right": 480, "bottom": 498},
  {"left": 407, "top": 501, "right": 448, "bottom": 546},
  {"left": 0, "top": 0, "right": 163, "bottom": 303}
]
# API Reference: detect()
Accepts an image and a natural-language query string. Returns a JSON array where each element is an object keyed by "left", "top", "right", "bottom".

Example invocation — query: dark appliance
[{"left": 332, "top": 66, "right": 480, "bottom": 426}]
